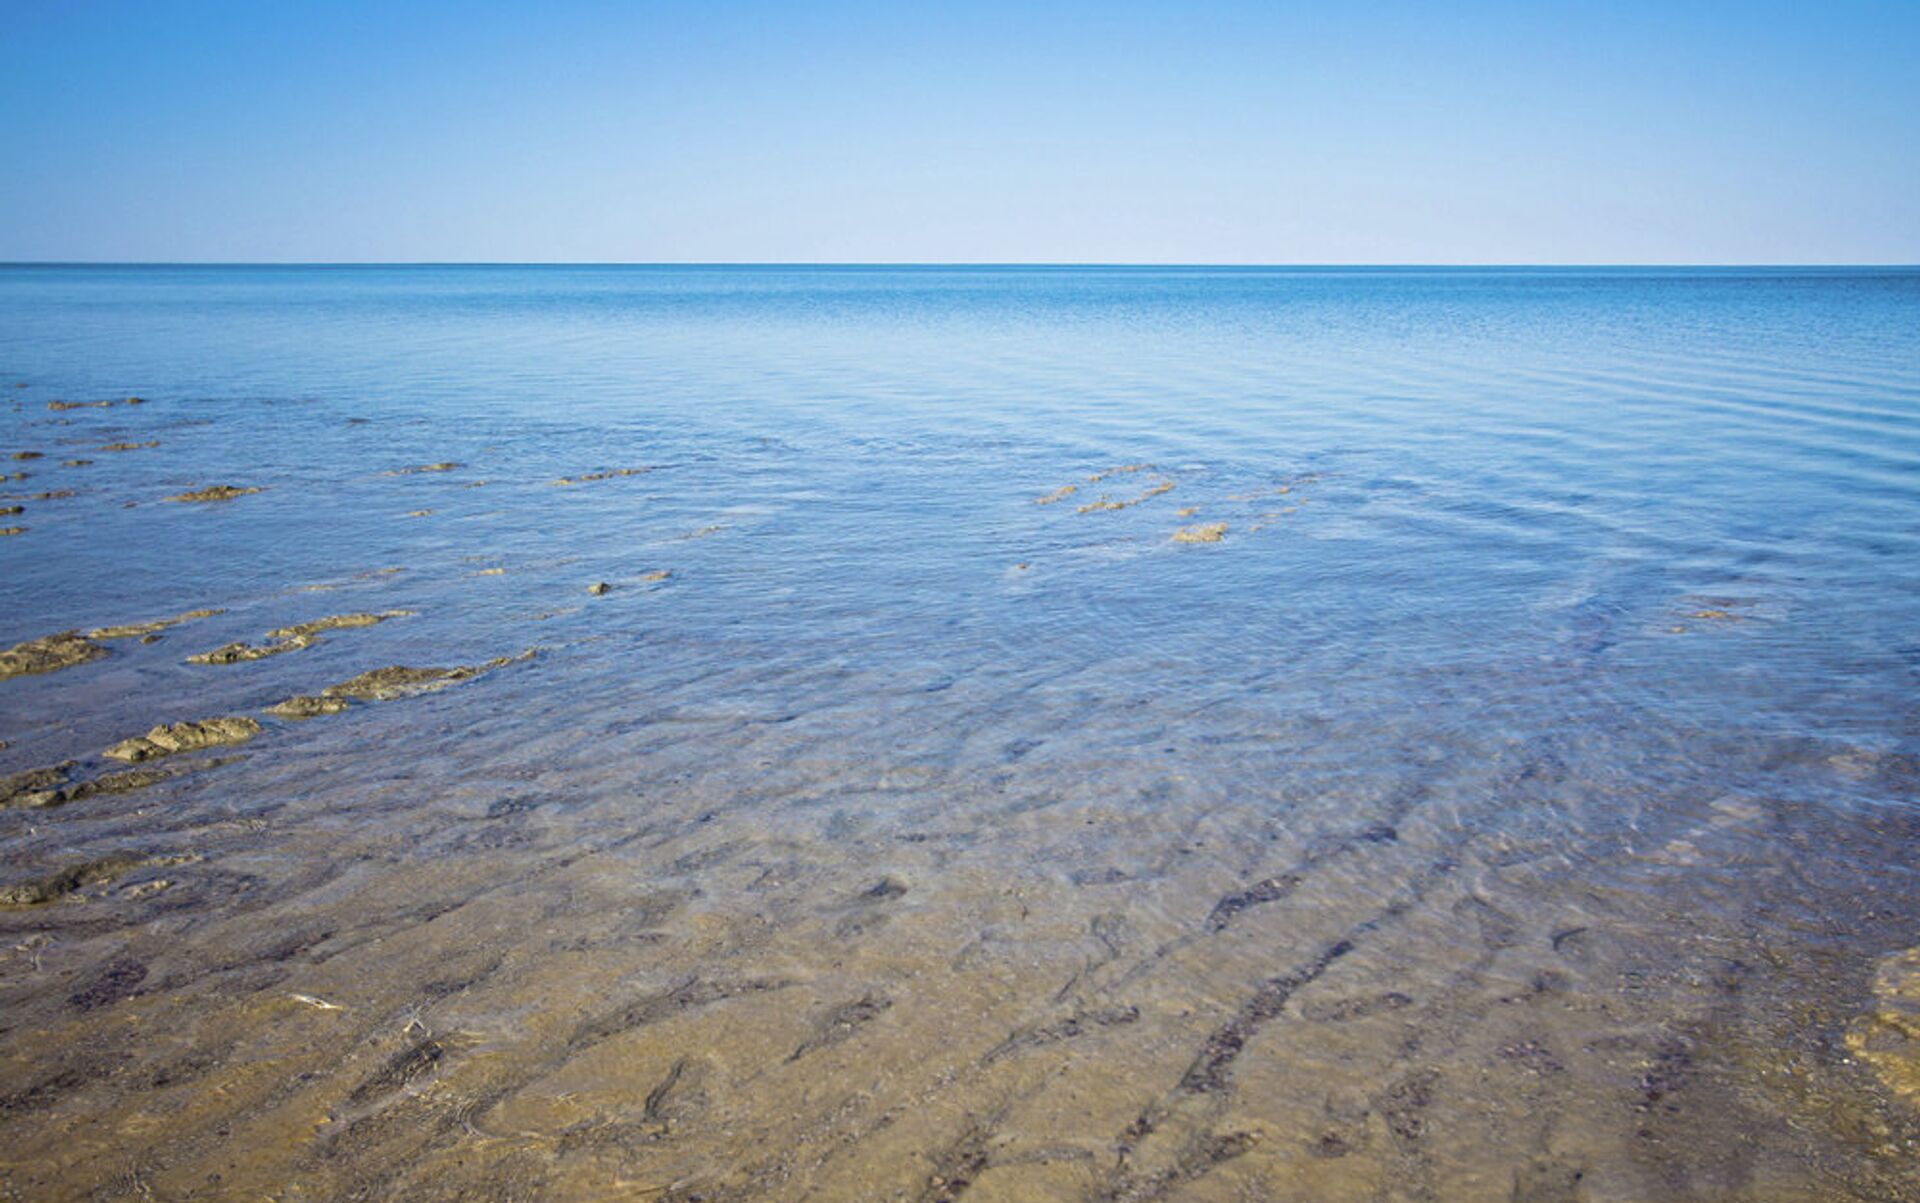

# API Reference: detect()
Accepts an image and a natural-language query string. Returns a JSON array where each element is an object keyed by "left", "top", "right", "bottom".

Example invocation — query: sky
[{"left": 1, "top": 1, "right": 1915, "bottom": 264}]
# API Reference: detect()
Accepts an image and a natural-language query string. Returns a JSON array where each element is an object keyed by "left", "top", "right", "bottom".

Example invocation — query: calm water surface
[{"left": 1, "top": 266, "right": 1917, "bottom": 1201}]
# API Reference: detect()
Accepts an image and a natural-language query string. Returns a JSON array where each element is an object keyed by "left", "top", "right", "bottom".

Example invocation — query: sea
[{"left": 2, "top": 265, "right": 1917, "bottom": 1200}]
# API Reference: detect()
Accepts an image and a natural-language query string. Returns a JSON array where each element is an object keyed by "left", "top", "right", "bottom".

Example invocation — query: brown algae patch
[
  {"left": 48, "top": 400, "right": 115, "bottom": 411},
  {"left": 1848, "top": 947, "right": 1920, "bottom": 1108},
  {"left": 1034, "top": 484, "right": 1078, "bottom": 505},
  {"left": 0, "top": 526, "right": 23, "bottom": 537},
  {"left": 99, "top": 440, "right": 160, "bottom": 452},
  {"left": 1172, "top": 522, "right": 1229, "bottom": 544},
  {"left": 0, "top": 631, "right": 108, "bottom": 680},
  {"left": 188, "top": 610, "right": 413, "bottom": 665},
  {"left": 88, "top": 608, "right": 225, "bottom": 641},
  {"left": 105, "top": 716, "right": 261, "bottom": 762},
  {"left": 167, "top": 484, "right": 264, "bottom": 503},
  {"left": 405, "top": 509, "right": 434, "bottom": 518},
  {"left": 384, "top": 462, "right": 463, "bottom": 475},
  {"left": 10, "top": 450, "right": 43, "bottom": 461}
]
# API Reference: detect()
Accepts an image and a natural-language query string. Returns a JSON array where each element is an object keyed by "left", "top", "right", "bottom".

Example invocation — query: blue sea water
[{"left": 1, "top": 266, "right": 1918, "bottom": 1198}]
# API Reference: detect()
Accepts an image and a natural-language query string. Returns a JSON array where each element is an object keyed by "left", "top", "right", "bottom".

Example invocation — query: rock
[
  {"left": 61, "top": 459, "right": 93, "bottom": 467},
  {"left": 1849, "top": 946, "right": 1920, "bottom": 1108},
  {"left": 268, "top": 611, "right": 412, "bottom": 640},
  {"left": 588, "top": 582, "right": 611, "bottom": 595},
  {"left": 0, "top": 526, "right": 25, "bottom": 536},
  {"left": 88, "top": 608, "right": 224, "bottom": 640},
  {"left": 0, "top": 505, "right": 20, "bottom": 516},
  {"left": 384, "top": 462, "right": 462, "bottom": 475},
  {"left": 551, "top": 468, "right": 649, "bottom": 485},
  {"left": 105, "top": 716, "right": 261, "bottom": 762},
  {"left": 267, "top": 695, "right": 352, "bottom": 719},
  {"left": 0, "top": 855, "right": 145, "bottom": 907},
  {"left": 48, "top": 400, "right": 114, "bottom": 411},
  {"left": 10, "top": 450, "right": 43, "bottom": 460},
  {"left": 640, "top": 569, "right": 671, "bottom": 582},
  {"left": 166, "top": 485, "right": 263, "bottom": 502},
  {"left": 2, "top": 758, "right": 235, "bottom": 810},
  {"left": 1076, "top": 477, "right": 1175, "bottom": 513},
  {"left": 0, "top": 762, "right": 78, "bottom": 810},
  {"left": 189, "top": 611, "right": 410, "bottom": 665},
  {"left": 188, "top": 640, "right": 300, "bottom": 664},
  {"left": 1172, "top": 522, "right": 1229, "bottom": 544},
  {"left": 98, "top": 440, "right": 159, "bottom": 452},
  {"left": 0, "top": 631, "right": 108, "bottom": 680},
  {"left": 269, "top": 655, "right": 536, "bottom": 720}
]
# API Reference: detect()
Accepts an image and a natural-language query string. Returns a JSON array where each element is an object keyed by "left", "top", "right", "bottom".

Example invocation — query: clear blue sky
[{"left": 2, "top": 1, "right": 1915, "bottom": 263}]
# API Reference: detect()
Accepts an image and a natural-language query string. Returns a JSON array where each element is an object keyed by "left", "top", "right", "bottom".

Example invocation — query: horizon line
[{"left": 2, "top": 260, "right": 1918, "bottom": 271}]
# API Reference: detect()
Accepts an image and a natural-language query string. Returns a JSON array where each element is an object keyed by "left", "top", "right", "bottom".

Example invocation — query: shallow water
[{"left": 1, "top": 265, "right": 1917, "bottom": 1201}]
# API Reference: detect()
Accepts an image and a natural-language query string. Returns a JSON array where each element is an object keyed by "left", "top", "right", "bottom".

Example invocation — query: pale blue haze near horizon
[{"left": 2, "top": 0, "right": 1917, "bottom": 264}]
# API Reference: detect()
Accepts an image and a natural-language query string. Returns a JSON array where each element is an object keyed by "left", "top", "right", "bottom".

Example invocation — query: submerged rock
[
  {"left": 0, "top": 631, "right": 108, "bottom": 680},
  {"left": 48, "top": 400, "right": 114, "bottom": 411},
  {"left": 1849, "top": 947, "right": 1920, "bottom": 1108},
  {"left": 188, "top": 611, "right": 411, "bottom": 665},
  {"left": 166, "top": 484, "right": 263, "bottom": 503},
  {"left": 267, "top": 652, "right": 533, "bottom": 718},
  {"left": 551, "top": 467, "right": 649, "bottom": 485},
  {"left": 1172, "top": 522, "right": 1229, "bottom": 544},
  {"left": 269, "top": 611, "right": 412, "bottom": 640},
  {"left": 105, "top": 716, "right": 261, "bottom": 762},
  {"left": 328, "top": 655, "right": 528, "bottom": 701},
  {"left": 189, "top": 639, "right": 299, "bottom": 664},
  {"left": 88, "top": 608, "right": 224, "bottom": 640},
  {"left": 99, "top": 440, "right": 159, "bottom": 452},
  {"left": 0, "top": 855, "right": 146, "bottom": 906},
  {"left": 0, "top": 526, "right": 23, "bottom": 537},
  {"left": 1, "top": 761, "right": 79, "bottom": 810},
  {"left": 588, "top": 582, "right": 611, "bottom": 595},
  {"left": 1, "top": 758, "right": 236, "bottom": 810},
  {"left": 384, "top": 462, "right": 462, "bottom": 475},
  {"left": 1076, "top": 476, "right": 1176, "bottom": 513},
  {"left": 266, "top": 694, "right": 352, "bottom": 719},
  {"left": 10, "top": 450, "right": 43, "bottom": 461}
]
